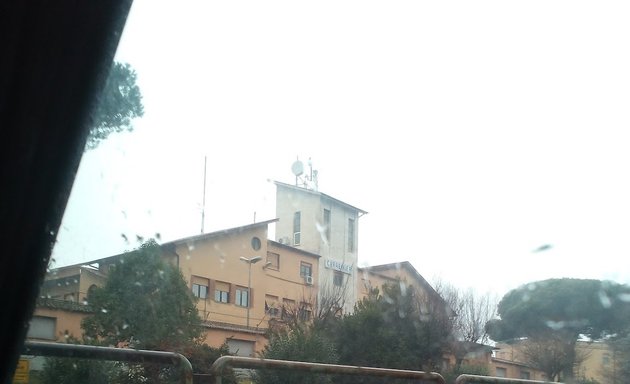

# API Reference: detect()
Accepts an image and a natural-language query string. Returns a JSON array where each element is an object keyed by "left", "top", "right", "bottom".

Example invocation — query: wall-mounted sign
[
  {"left": 13, "top": 359, "right": 29, "bottom": 384},
  {"left": 325, "top": 258, "right": 353, "bottom": 274}
]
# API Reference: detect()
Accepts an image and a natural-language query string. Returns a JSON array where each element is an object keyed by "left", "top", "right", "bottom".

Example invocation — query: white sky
[{"left": 53, "top": 0, "right": 630, "bottom": 298}]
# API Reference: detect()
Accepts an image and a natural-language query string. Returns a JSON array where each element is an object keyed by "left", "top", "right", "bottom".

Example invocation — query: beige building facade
[{"left": 37, "top": 219, "right": 324, "bottom": 356}]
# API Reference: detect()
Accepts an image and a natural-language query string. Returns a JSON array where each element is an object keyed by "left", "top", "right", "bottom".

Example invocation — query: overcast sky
[{"left": 53, "top": 0, "right": 630, "bottom": 298}]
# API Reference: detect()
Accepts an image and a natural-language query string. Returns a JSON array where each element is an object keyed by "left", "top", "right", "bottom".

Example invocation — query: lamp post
[{"left": 239, "top": 256, "right": 261, "bottom": 328}]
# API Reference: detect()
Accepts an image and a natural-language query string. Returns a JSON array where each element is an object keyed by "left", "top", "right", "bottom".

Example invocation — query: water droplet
[
  {"left": 72, "top": 363, "right": 78, "bottom": 369},
  {"left": 122, "top": 323, "right": 129, "bottom": 330},
  {"left": 617, "top": 292, "right": 630, "bottom": 302},
  {"left": 158, "top": 270, "right": 165, "bottom": 277},
  {"left": 545, "top": 320, "right": 565, "bottom": 330},
  {"left": 399, "top": 282, "right": 407, "bottom": 297},
  {"left": 187, "top": 241, "right": 195, "bottom": 251},
  {"left": 101, "top": 308, "right": 108, "bottom": 313},
  {"left": 135, "top": 281, "right": 142, "bottom": 286},
  {"left": 82, "top": 299, "right": 89, "bottom": 305},
  {"left": 598, "top": 290, "right": 612, "bottom": 308},
  {"left": 155, "top": 232, "right": 161, "bottom": 241}
]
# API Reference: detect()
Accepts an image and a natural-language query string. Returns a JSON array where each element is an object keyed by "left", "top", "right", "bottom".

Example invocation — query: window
[
  {"left": 293, "top": 211, "right": 301, "bottom": 245},
  {"left": 348, "top": 218, "right": 355, "bottom": 252},
  {"left": 362, "top": 278, "right": 371, "bottom": 293},
  {"left": 323, "top": 208, "right": 331, "bottom": 242},
  {"left": 266, "top": 251, "right": 279, "bottom": 270},
  {"left": 282, "top": 299, "right": 295, "bottom": 320},
  {"left": 496, "top": 367, "right": 507, "bottom": 378},
  {"left": 64, "top": 293, "right": 76, "bottom": 302},
  {"left": 27, "top": 316, "right": 56, "bottom": 340},
  {"left": 520, "top": 371, "right": 530, "bottom": 380},
  {"left": 227, "top": 339, "right": 255, "bottom": 357},
  {"left": 333, "top": 271, "right": 344, "bottom": 286},
  {"left": 214, "top": 281, "right": 230, "bottom": 303},
  {"left": 235, "top": 287, "right": 249, "bottom": 307},
  {"left": 192, "top": 276, "right": 210, "bottom": 299},
  {"left": 251, "top": 236, "right": 261, "bottom": 250},
  {"left": 300, "top": 262, "right": 312, "bottom": 277},
  {"left": 192, "top": 283, "right": 208, "bottom": 299},
  {"left": 265, "top": 295, "right": 280, "bottom": 317},
  {"left": 298, "top": 302, "right": 312, "bottom": 321}
]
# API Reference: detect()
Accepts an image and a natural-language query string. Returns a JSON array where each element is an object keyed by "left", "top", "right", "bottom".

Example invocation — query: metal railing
[
  {"left": 22, "top": 341, "right": 193, "bottom": 384},
  {"left": 208, "top": 355, "right": 446, "bottom": 384},
  {"left": 20, "top": 342, "right": 563, "bottom": 384},
  {"left": 455, "top": 374, "right": 562, "bottom": 384}
]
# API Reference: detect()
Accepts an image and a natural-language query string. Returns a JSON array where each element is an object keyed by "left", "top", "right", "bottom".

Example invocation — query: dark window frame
[
  {"left": 348, "top": 217, "right": 355, "bottom": 252},
  {"left": 235, "top": 287, "right": 249, "bottom": 307},
  {"left": 300, "top": 262, "right": 312, "bottom": 278}
]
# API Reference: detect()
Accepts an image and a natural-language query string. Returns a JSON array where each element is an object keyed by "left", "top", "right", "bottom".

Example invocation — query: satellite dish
[{"left": 291, "top": 160, "right": 304, "bottom": 176}]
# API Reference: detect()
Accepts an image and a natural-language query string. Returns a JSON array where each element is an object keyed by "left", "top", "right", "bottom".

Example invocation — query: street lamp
[{"left": 239, "top": 256, "right": 262, "bottom": 328}]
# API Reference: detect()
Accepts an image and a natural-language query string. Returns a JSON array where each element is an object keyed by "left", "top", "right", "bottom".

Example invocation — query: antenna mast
[
  {"left": 201, "top": 156, "right": 207, "bottom": 233},
  {"left": 291, "top": 156, "right": 318, "bottom": 191}
]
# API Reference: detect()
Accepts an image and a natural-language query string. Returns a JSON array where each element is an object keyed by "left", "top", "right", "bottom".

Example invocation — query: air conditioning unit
[
  {"left": 293, "top": 232, "right": 301, "bottom": 246},
  {"left": 304, "top": 275, "right": 314, "bottom": 285},
  {"left": 278, "top": 237, "right": 289, "bottom": 245}
]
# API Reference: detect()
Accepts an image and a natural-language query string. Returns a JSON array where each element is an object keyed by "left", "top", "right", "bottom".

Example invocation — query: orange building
[
  {"left": 35, "top": 219, "right": 322, "bottom": 356},
  {"left": 32, "top": 181, "right": 457, "bottom": 361}
]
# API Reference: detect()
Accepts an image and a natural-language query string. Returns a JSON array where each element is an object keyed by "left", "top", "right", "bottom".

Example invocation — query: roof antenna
[
  {"left": 291, "top": 156, "right": 304, "bottom": 187},
  {"left": 291, "top": 156, "right": 318, "bottom": 191},
  {"left": 201, "top": 156, "right": 207, "bottom": 233}
]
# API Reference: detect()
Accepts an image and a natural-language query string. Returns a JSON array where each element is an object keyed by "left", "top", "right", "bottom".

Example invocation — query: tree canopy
[
  {"left": 486, "top": 278, "right": 630, "bottom": 381},
  {"left": 257, "top": 326, "right": 338, "bottom": 384},
  {"left": 486, "top": 278, "right": 630, "bottom": 342},
  {"left": 333, "top": 282, "right": 452, "bottom": 371},
  {"left": 82, "top": 240, "right": 203, "bottom": 350},
  {"left": 41, "top": 240, "right": 234, "bottom": 384},
  {"left": 87, "top": 61, "right": 144, "bottom": 149}
]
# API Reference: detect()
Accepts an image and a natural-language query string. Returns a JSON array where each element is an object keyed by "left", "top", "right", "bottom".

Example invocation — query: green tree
[
  {"left": 486, "top": 278, "right": 630, "bottom": 381},
  {"left": 87, "top": 61, "right": 144, "bottom": 149},
  {"left": 182, "top": 343, "right": 237, "bottom": 384},
  {"left": 41, "top": 241, "right": 233, "bottom": 384},
  {"left": 256, "top": 325, "right": 338, "bottom": 384},
  {"left": 38, "top": 356, "right": 115, "bottom": 384},
  {"left": 335, "top": 282, "right": 452, "bottom": 372},
  {"left": 441, "top": 363, "right": 489, "bottom": 384},
  {"left": 601, "top": 332, "right": 630, "bottom": 384},
  {"left": 82, "top": 240, "right": 203, "bottom": 350},
  {"left": 80, "top": 240, "right": 204, "bottom": 383}
]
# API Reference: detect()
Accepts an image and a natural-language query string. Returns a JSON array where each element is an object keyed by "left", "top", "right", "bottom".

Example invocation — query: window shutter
[
  {"left": 209, "top": 279, "right": 215, "bottom": 300},
  {"left": 229, "top": 283, "right": 236, "bottom": 304}
]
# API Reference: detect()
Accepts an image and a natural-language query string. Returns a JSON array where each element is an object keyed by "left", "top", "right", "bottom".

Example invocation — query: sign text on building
[{"left": 325, "top": 259, "right": 353, "bottom": 274}]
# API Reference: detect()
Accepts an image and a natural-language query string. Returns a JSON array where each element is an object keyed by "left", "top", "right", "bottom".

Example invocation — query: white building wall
[{"left": 275, "top": 182, "right": 361, "bottom": 314}]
